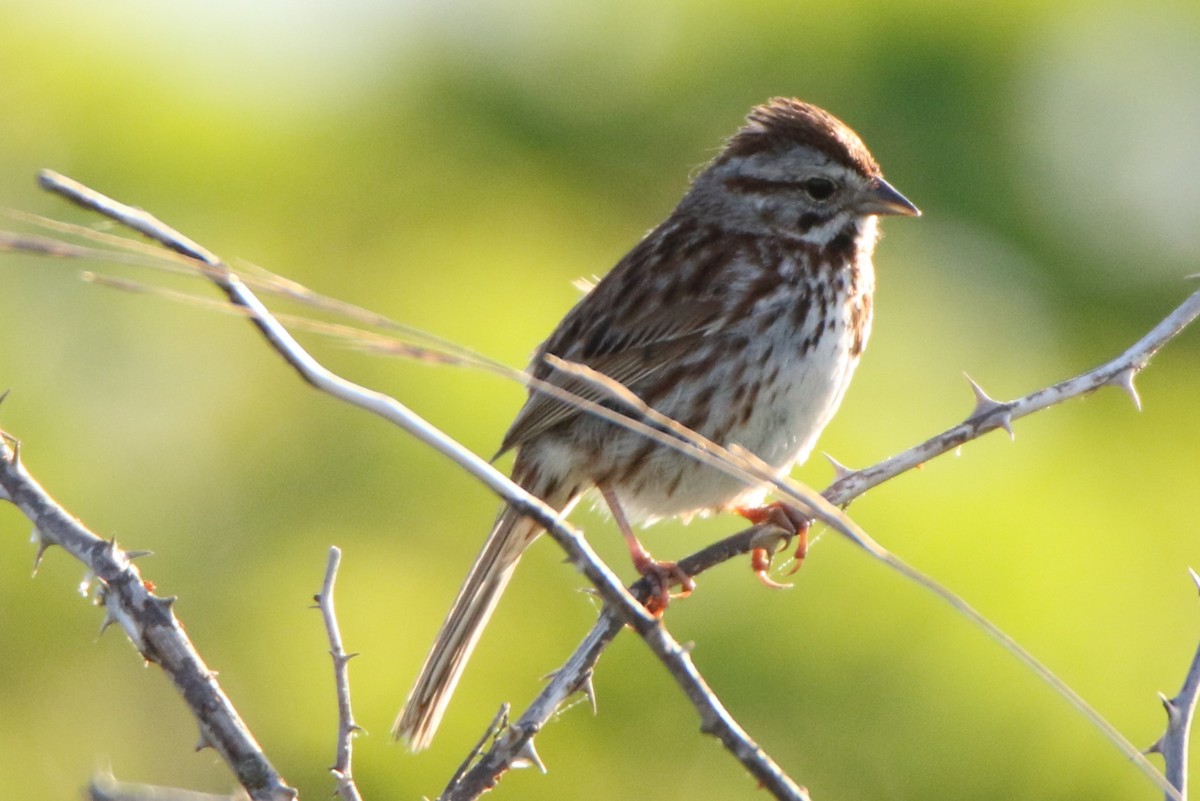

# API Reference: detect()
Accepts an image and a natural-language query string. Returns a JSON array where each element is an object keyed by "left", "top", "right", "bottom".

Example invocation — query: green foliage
[{"left": 1, "top": 1, "right": 1198, "bottom": 799}]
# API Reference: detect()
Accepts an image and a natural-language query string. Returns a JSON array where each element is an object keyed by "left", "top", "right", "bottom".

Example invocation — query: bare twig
[
  {"left": 315, "top": 547, "right": 364, "bottom": 801},
  {"left": 444, "top": 704, "right": 513, "bottom": 794},
  {"left": 0, "top": 434, "right": 295, "bottom": 801},
  {"left": 823, "top": 287, "right": 1200, "bottom": 504},
  {"left": 1148, "top": 568, "right": 1200, "bottom": 801},
  {"left": 31, "top": 171, "right": 808, "bottom": 800}
]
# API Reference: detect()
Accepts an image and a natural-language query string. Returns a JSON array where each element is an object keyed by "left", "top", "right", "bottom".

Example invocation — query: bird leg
[
  {"left": 736, "top": 502, "right": 812, "bottom": 588},
  {"left": 600, "top": 487, "right": 694, "bottom": 615}
]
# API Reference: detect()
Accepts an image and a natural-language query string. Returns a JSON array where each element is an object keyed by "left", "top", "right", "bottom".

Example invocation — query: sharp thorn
[
  {"left": 1, "top": 429, "right": 22, "bottom": 465},
  {"left": 1145, "top": 738, "right": 1164, "bottom": 756},
  {"left": 1157, "top": 691, "right": 1182, "bottom": 722},
  {"left": 514, "top": 738, "right": 547, "bottom": 774},
  {"left": 965, "top": 373, "right": 1003, "bottom": 414},
  {"left": 998, "top": 412, "right": 1015, "bottom": 441},
  {"left": 125, "top": 549, "right": 154, "bottom": 560},
  {"left": 579, "top": 671, "right": 598, "bottom": 715},
  {"left": 964, "top": 373, "right": 1014, "bottom": 437},
  {"left": 821, "top": 452, "right": 854, "bottom": 480},
  {"left": 195, "top": 729, "right": 215, "bottom": 752},
  {"left": 150, "top": 595, "right": 177, "bottom": 610},
  {"left": 1109, "top": 367, "right": 1142, "bottom": 411},
  {"left": 31, "top": 548, "right": 48, "bottom": 576},
  {"left": 30, "top": 527, "right": 54, "bottom": 575}
]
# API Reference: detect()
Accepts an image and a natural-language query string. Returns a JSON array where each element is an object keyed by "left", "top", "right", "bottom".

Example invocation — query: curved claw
[
  {"left": 782, "top": 525, "right": 811, "bottom": 576},
  {"left": 751, "top": 547, "right": 793, "bottom": 590}
]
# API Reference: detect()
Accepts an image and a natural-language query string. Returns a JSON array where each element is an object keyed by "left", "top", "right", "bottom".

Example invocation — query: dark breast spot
[
  {"left": 788, "top": 291, "right": 812, "bottom": 330},
  {"left": 849, "top": 294, "right": 873, "bottom": 357},
  {"left": 827, "top": 223, "right": 859, "bottom": 261}
]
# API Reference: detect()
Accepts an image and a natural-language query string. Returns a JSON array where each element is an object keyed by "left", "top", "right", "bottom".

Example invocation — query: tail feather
[{"left": 392, "top": 504, "right": 544, "bottom": 751}]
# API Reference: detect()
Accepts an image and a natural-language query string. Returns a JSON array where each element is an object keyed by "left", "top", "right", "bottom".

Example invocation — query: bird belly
[{"left": 601, "top": 305, "right": 867, "bottom": 523}]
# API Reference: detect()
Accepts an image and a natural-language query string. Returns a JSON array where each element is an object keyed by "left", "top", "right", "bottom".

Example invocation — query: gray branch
[
  {"left": 0, "top": 434, "right": 295, "bottom": 801},
  {"left": 315, "top": 547, "right": 365, "bottom": 801},
  {"left": 824, "top": 285, "right": 1200, "bottom": 503},
  {"left": 1148, "top": 569, "right": 1200, "bottom": 801}
]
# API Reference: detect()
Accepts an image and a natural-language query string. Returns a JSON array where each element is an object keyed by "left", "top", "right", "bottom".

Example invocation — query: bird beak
[{"left": 857, "top": 177, "right": 921, "bottom": 217}]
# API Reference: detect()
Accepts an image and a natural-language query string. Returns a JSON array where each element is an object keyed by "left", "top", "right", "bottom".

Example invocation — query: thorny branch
[
  {"left": 823, "top": 293, "right": 1200, "bottom": 504},
  {"left": 0, "top": 433, "right": 295, "bottom": 801},
  {"left": 1148, "top": 569, "right": 1200, "bottom": 801},
  {"left": 315, "top": 547, "right": 364, "bottom": 801}
]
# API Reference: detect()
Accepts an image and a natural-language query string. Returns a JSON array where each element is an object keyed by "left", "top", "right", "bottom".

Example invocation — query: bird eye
[{"left": 801, "top": 177, "right": 836, "bottom": 201}]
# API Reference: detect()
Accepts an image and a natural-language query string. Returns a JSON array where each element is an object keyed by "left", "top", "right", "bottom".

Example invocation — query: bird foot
[
  {"left": 630, "top": 548, "right": 694, "bottom": 616},
  {"left": 737, "top": 502, "right": 812, "bottom": 585}
]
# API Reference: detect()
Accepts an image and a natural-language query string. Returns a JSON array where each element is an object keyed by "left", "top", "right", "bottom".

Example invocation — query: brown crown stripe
[{"left": 721, "top": 97, "right": 880, "bottom": 178}]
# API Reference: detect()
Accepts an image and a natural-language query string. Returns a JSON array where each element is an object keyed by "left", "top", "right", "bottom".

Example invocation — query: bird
[{"left": 394, "top": 97, "right": 919, "bottom": 750}]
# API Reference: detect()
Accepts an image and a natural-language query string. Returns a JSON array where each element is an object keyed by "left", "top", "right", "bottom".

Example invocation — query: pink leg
[{"left": 600, "top": 486, "right": 695, "bottom": 615}]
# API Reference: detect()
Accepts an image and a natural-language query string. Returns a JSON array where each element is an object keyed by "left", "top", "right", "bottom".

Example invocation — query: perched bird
[{"left": 394, "top": 98, "right": 919, "bottom": 750}]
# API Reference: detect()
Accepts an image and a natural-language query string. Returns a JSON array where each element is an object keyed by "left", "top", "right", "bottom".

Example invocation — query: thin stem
[{"left": 316, "top": 546, "right": 364, "bottom": 801}]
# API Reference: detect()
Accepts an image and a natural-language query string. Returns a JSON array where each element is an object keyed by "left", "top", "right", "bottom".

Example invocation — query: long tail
[{"left": 393, "top": 499, "right": 553, "bottom": 750}]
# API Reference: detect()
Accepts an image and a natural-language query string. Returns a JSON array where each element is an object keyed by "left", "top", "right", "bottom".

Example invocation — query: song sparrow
[{"left": 394, "top": 98, "right": 918, "bottom": 750}]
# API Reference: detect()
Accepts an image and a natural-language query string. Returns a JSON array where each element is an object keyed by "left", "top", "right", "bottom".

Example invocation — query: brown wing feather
[
  {"left": 497, "top": 332, "right": 706, "bottom": 456},
  {"left": 495, "top": 215, "right": 750, "bottom": 458}
]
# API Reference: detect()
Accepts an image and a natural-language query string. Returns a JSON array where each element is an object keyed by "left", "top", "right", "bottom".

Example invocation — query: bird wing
[{"left": 495, "top": 297, "right": 729, "bottom": 458}]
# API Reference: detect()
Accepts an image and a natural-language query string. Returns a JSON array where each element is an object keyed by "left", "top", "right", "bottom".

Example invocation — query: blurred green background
[{"left": 2, "top": 1, "right": 1199, "bottom": 799}]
